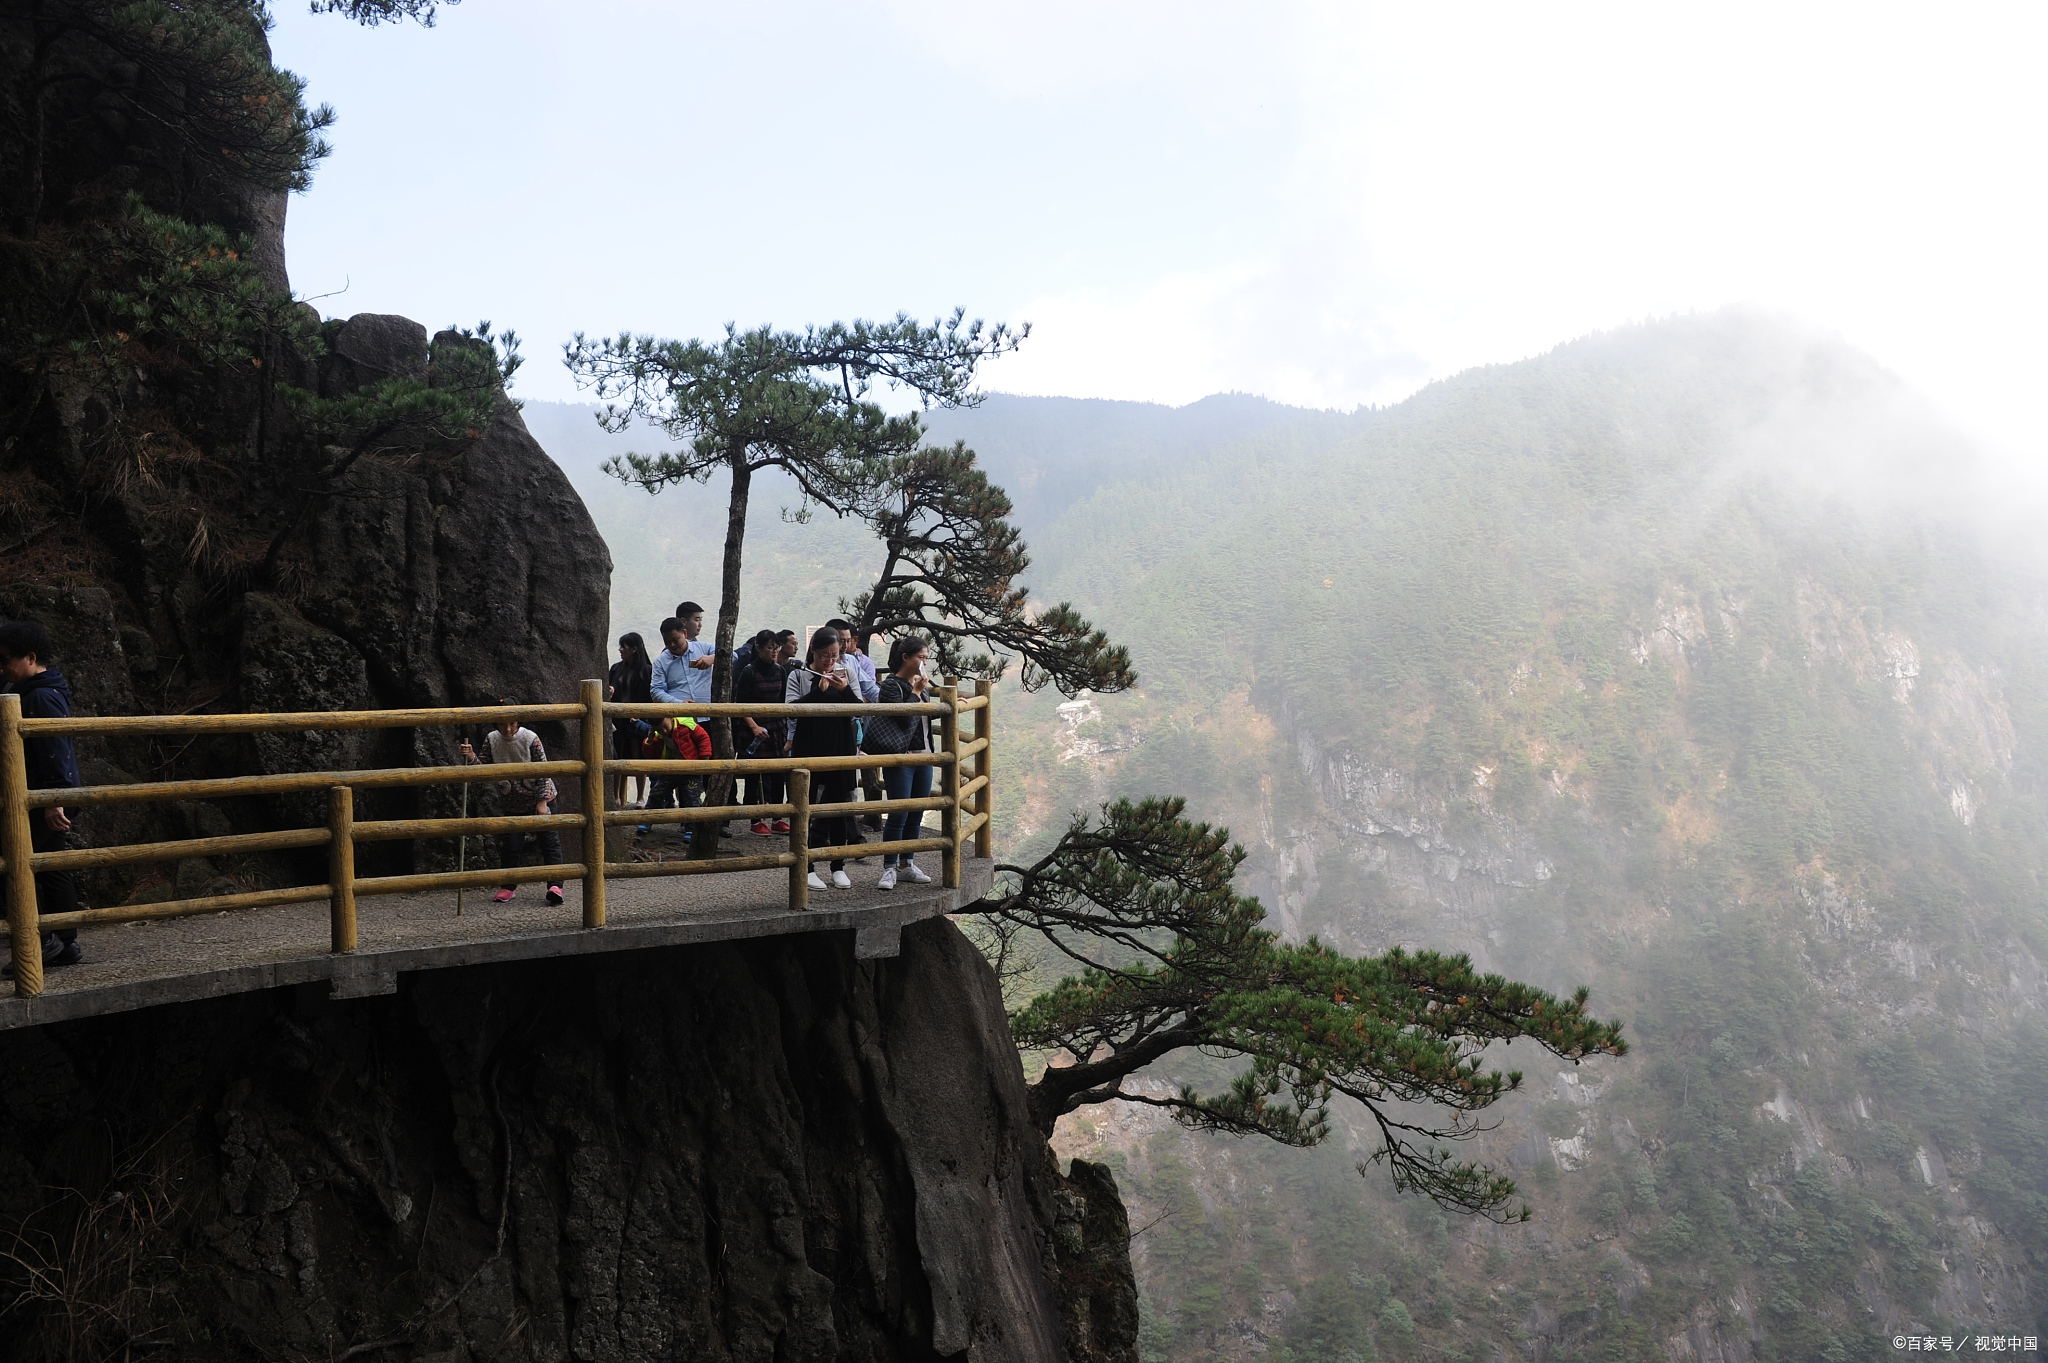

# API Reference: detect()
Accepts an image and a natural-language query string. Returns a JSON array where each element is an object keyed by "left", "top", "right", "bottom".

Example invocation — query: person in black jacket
[
  {"left": 784, "top": 626, "right": 859, "bottom": 890},
  {"left": 733, "top": 629, "right": 789, "bottom": 834},
  {"left": 0, "top": 620, "right": 83, "bottom": 969},
  {"left": 606, "top": 632, "right": 654, "bottom": 808}
]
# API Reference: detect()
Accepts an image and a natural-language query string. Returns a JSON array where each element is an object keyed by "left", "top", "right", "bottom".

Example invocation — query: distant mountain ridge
[
  {"left": 519, "top": 389, "right": 1358, "bottom": 642},
  {"left": 922, "top": 391, "right": 1360, "bottom": 527}
]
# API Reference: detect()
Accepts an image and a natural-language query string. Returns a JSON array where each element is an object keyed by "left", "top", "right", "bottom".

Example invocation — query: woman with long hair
[
  {"left": 785, "top": 625, "right": 860, "bottom": 889},
  {"left": 865, "top": 635, "right": 936, "bottom": 889},
  {"left": 607, "top": 631, "right": 653, "bottom": 807}
]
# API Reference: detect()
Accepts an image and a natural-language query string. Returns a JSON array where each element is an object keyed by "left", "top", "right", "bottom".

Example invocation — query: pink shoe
[
  {"left": 492, "top": 887, "right": 515, "bottom": 903},
  {"left": 545, "top": 885, "right": 565, "bottom": 906}
]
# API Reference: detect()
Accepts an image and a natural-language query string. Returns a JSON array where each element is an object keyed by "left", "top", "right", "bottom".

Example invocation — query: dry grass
[{"left": 0, "top": 1139, "right": 188, "bottom": 1362}]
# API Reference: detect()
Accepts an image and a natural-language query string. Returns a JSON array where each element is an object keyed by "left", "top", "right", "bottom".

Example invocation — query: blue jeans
[
  {"left": 645, "top": 775, "right": 701, "bottom": 813},
  {"left": 882, "top": 764, "right": 933, "bottom": 867}
]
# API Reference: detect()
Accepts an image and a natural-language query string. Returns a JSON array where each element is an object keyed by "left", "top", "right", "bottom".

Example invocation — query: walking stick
[
  {"left": 456, "top": 777, "right": 469, "bottom": 916},
  {"left": 456, "top": 729, "right": 477, "bottom": 916}
]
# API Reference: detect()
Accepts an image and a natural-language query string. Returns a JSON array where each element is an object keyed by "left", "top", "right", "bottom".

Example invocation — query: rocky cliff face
[
  {"left": 0, "top": 917, "right": 1136, "bottom": 1362},
  {"left": 2, "top": 307, "right": 613, "bottom": 891},
  {"left": 7, "top": 305, "right": 612, "bottom": 737}
]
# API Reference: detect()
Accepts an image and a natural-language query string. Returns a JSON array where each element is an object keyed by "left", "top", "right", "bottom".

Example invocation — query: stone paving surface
[{"left": 0, "top": 838, "right": 994, "bottom": 1031}]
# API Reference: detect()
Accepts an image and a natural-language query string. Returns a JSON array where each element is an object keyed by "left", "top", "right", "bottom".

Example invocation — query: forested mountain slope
[{"left": 546, "top": 312, "right": 2048, "bottom": 1363}]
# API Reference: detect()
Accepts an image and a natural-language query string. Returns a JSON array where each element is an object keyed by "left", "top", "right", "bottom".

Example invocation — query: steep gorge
[{"left": 920, "top": 321, "right": 2048, "bottom": 1362}]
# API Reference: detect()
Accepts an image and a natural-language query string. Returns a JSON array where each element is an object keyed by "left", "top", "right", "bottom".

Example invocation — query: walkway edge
[{"left": 0, "top": 860, "right": 994, "bottom": 1031}]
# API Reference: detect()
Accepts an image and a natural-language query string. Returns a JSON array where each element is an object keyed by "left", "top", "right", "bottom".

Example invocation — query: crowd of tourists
[
  {"left": 0, "top": 598, "right": 948, "bottom": 976},
  {"left": 598, "top": 600, "right": 941, "bottom": 894}
]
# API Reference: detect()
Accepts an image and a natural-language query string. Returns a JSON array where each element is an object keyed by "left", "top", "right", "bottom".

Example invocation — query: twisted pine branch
[{"left": 969, "top": 797, "right": 1627, "bottom": 1220}]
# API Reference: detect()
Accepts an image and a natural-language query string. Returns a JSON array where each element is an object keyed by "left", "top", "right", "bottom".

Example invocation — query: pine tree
[
  {"left": 845, "top": 442, "right": 1135, "bottom": 695},
  {"left": 977, "top": 798, "right": 1627, "bottom": 1219}
]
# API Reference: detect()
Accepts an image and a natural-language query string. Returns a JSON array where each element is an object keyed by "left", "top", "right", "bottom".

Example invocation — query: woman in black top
[
  {"left": 607, "top": 632, "right": 653, "bottom": 807},
  {"left": 785, "top": 626, "right": 860, "bottom": 889},
  {"left": 734, "top": 629, "right": 790, "bottom": 832}
]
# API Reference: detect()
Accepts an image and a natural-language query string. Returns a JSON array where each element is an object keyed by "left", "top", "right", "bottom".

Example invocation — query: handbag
[{"left": 863, "top": 677, "right": 927, "bottom": 755}]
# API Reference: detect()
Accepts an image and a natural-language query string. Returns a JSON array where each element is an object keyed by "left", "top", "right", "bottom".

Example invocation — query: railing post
[
  {"left": 328, "top": 785, "right": 356, "bottom": 953},
  {"left": 974, "top": 679, "right": 994, "bottom": 861},
  {"left": 939, "top": 682, "right": 961, "bottom": 890},
  {"left": 789, "top": 768, "right": 811, "bottom": 911},
  {"left": 1, "top": 695, "right": 42, "bottom": 998},
  {"left": 579, "top": 678, "right": 607, "bottom": 929}
]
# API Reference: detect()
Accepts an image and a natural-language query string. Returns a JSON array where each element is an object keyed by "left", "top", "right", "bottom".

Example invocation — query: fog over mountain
[{"left": 539, "top": 309, "right": 2048, "bottom": 1361}]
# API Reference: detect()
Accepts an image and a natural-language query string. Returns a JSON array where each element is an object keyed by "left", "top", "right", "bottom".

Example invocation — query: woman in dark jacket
[
  {"left": 867, "top": 635, "right": 936, "bottom": 890},
  {"left": 734, "top": 629, "right": 791, "bottom": 833},
  {"left": 784, "top": 626, "right": 860, "bottom": 889},
  {"left": 606, "top": 632, "right": 653, "bottom": 808}
]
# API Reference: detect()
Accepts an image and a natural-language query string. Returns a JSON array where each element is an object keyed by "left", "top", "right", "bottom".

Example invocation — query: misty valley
[{"left": 546, "top": 312, "right": 2048, "bottom": 1361}]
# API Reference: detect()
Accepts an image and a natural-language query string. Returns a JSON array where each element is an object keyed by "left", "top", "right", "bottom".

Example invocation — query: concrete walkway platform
[{"left": 0, "top": 854, "right": 995, "bottom": 1031}]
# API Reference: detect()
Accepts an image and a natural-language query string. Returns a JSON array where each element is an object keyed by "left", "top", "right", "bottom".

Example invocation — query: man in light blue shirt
[
  {"left": 651, "top": 602, "right": 715, "bottom": 705},
  {"left": 648, "top": 604, "right": 716, "bottom": 825},
  {"left": 829, "top": 618, "right": 880, "bottom": 701}
]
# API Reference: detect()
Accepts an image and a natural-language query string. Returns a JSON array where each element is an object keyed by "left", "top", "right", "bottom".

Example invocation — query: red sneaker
[
  {"left": 751, "top": 819, "right": 772, "bottom": 836},
  {"left": 772, "top": 818, "right": 792, "bottom": 834}
]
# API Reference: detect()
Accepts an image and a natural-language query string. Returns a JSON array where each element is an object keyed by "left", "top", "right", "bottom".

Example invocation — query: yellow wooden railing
[{"left": 0, "top": 677, "right": 995, "bottom": 997}]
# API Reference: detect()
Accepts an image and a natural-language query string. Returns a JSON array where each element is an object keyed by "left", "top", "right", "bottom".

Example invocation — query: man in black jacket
[{"left": 0, "top": 620, "right": 83, "bottom": 969}]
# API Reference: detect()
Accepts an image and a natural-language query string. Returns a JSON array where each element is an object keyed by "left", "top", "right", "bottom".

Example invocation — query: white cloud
[{"left": 274, "top": 0, "right": 2048, "bottom": 457}]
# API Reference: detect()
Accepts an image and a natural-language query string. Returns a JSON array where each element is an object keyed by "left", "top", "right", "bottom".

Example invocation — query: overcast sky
[{"left": 272, "top": 1, "right": 2047, "bottom": 457}]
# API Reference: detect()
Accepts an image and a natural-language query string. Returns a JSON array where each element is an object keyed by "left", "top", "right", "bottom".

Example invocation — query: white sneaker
[
  {"left": 830, "top": 869, "right": 852, "bottom": 890},
  {"left": 878, "top": 867, "right": 897, "bottom": 890},
  {"left": 807, "top": 871, "right": 827, "bottom": 891},
  {"left": 903, "top": 862, "right": 931, "bottom": 884}
]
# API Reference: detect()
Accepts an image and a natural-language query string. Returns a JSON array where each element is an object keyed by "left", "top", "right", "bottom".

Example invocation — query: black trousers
[
  {"left": 740, "top": 737, "right": 786, "bottom": 807},
  {"left": 30, "top": 815, "right": 79, "bottom": 946},
  {"left": 497, "top": 808, "right": 564, "bottom": 884},
  {"left": 808, "top": 769, "right": 858, "bottom": 870}
]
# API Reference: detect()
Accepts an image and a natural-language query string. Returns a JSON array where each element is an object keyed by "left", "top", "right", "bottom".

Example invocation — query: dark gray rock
[
  {"left": 237, "top": 590, "right": 374, "bottom": 762},
  {"left": 235, "top": 591, "right": 378, "bottom": 831},
  {"left": 0, "top": 917, "right": 1125, "bottom": 1363},
  {"left": 323, "top": 313, "right": 430, "bottom": 393},
  {"left": 291, "top": 388, "right": 612, "bottom": 716},
  {"left": 1046, "top": 1160, "right": 1141, "bottom": 1363}
]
